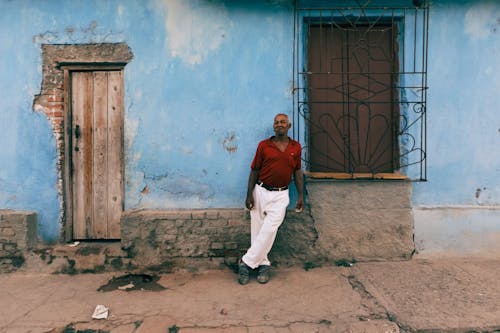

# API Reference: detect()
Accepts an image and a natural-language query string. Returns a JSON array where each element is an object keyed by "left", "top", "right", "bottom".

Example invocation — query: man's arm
[
  {"left": 245, "top": 169, "right": 259, "bottom": 210},
  {"left": 294, "top": 169, "right": 304, "bottom": 212}
]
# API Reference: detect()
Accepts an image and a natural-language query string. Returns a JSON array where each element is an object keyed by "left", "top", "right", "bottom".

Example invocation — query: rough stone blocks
[
  {"left": 0, "top": 210, "right": 37, "bottom": 251},
  {"left": 120, "top": 207, "right": 328, "bottom": 271},
  {"left": 0, "top": 210, "right": 38, "bottom": 272}
]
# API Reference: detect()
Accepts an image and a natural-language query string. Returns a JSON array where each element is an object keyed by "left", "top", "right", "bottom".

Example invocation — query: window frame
[{"left": 292, "top": 1, "right": 429, "bottom": 181}]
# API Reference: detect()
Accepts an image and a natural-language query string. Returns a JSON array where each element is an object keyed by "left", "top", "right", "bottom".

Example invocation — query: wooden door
[{"left": 71, "top": 71, "right": 123, "bottom": 239}]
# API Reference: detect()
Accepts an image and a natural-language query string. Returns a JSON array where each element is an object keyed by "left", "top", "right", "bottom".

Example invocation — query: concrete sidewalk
[{"left": 1, "top": 259, "right": 500, "bottom": 333}]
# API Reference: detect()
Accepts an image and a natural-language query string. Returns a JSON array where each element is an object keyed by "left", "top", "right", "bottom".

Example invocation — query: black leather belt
[{"left": 257, "top": 180, "right": 288, "bottom": 191}]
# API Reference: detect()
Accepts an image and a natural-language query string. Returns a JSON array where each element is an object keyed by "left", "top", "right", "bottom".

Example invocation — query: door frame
[{"left": 62, "top": 63, "right": 127, "bottom": 242}]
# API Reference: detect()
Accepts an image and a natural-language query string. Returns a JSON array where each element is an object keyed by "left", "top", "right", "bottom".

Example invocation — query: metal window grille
[{"left": 292, "top": 0, "right": 429, "bottom": 181}]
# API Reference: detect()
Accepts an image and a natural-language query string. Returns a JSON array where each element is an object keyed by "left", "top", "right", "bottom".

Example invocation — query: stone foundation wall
[
  {"left": 0, "top": 210, "right": 38, "bottom": 272},
  {"left": 121, "top": 208, "right": 325, "bottom": 271}
]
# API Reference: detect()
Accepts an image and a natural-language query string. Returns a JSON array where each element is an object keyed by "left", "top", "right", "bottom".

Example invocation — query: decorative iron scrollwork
[{"left": 293, "top": 0, "right": 429, "bottom": 180}]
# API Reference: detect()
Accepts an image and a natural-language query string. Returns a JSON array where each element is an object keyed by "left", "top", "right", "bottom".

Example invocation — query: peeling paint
[
  {"left": 474, "top": 186, "right": 499, "bottom": 206},
  {"left": 144, "top": 173, "right": 169, "bottom": 182},
  {"left": 159, "top": 0, "right": 229, "bottom": 65},
  {"left": 205, "top": 140, "right": 213, "bottom": 156},
  {"left": 222, "top": 131, "right": 238, "bottom": 153},
  {"left": 465, "top": 3, "right": 500, "bottom": 39},
  {"left": 32, "top": 20, "right": 124, "bottom": 44},
  {"left": 135, "top": 173, "right": 215, "bottom": 209},
  {"left": 117, "top": 4, "right": 124, "bottom": 17},
  {"left": 181, "top": 146, "right": 193, "bottom": 155},
  {"left": 124, "top": 118, "right": 139, "bottom": 152}
]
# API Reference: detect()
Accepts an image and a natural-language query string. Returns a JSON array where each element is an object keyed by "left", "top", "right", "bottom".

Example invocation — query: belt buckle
[{"left": 257, "top": 180, "right": 287, "bottom": 192}]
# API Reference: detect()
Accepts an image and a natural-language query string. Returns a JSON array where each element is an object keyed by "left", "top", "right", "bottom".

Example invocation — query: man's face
[{"left": 273, "top": 115, "right": 291, "bottom": 135}]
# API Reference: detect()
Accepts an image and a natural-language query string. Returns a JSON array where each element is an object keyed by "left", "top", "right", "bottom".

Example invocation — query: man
[{"left": 238, "top": 113, "right": 304, "bottom": 285}]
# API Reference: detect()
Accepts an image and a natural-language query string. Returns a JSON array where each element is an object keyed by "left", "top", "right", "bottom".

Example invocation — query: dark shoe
[
  {"left": 238, "top": 261, "right": 251, "bottom": 285},
  {"left": 257, "top": 265, "right": 271, "bottom": 284}
]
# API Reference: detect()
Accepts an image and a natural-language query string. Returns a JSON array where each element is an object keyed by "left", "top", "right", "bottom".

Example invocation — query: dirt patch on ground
[{"left": 97, "top": 274, "right": 166, "bottom": 292}]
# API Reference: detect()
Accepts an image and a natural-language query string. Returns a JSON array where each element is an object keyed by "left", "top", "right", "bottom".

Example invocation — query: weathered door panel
[
  {"left": 71, "top": 71, "right": 123, "bottom": 240},
  {"left": 71, "top": 72, "right": 92, "bottom": 239},
  {"left": 106, "top": 71, "right": 124, "bottom": 238}
]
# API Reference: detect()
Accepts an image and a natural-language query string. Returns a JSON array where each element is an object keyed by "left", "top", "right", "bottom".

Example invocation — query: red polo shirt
[{"left": 250, "top": 136, "right": 302, "bottom": 188}]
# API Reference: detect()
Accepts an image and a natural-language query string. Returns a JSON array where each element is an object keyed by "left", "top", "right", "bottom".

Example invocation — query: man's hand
[
  {"left": 245, "top": 169, "right": 259, "bottom": 210},
  {"left": 293, "top": 169, "right": 304, "bottom": 213},
  {"left": 245, "top": 196, "right": 254, "bottom": 210},
  {"left": 295, "top": 197, "right": 304, "bottom": 213}
]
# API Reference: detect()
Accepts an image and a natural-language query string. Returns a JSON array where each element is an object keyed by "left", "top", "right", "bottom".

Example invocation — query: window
[{"left": 293, "top": 0, "right": 429, "bottom": 180}]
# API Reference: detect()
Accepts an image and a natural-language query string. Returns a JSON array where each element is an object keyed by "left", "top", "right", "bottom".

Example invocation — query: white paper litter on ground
[
  {"left": 92, "top": 304, "right": 109, "bottom": 319},
  {"left": 118, "top": 283, "right": 135, "bottom": 290}
]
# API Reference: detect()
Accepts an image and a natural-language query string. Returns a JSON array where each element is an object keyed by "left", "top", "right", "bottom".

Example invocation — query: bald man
[{"left": 239, "top": 113, "right": 304, "bottom": 285}]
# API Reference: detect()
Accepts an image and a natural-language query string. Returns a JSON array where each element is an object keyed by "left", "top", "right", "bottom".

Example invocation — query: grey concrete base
[{"left": 307, "top": 180, "right": 414, "bottom": 261}]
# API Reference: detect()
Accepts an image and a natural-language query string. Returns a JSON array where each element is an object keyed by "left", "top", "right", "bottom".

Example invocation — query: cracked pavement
[{"left": 1, "top": 259, "right": 500, "bottom": 332}]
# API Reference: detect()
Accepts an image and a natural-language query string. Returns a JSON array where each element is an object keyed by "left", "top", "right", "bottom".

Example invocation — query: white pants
[{"left": 242, "top": 184, "right": 289, "bottom": 269}]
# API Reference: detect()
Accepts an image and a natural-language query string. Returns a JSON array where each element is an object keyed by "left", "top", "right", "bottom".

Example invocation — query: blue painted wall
[
  {"left": 414, "top": 0, "right": 500, "bottom": 206},
  {"left": 412, "top": 0, "right": 500, "bottom": 256},
  {"left": 124, "top": 1, "right": 295, "bottom": 210},
  {"left": 0, "top": 0, "right": 498, "bottom": 248}
]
